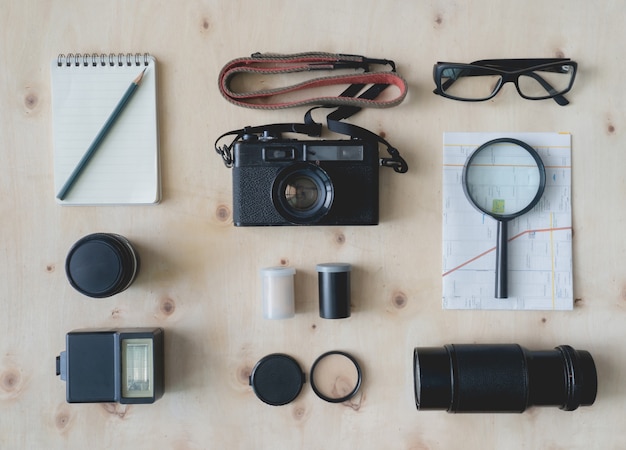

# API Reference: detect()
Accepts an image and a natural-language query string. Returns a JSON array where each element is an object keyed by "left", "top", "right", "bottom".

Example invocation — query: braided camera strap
[
  {"left": 216, "top": 52, "right": 408, "bottom": 172},
  {"left": 218, "top": 52, "right": 408, "bottom": 109}
]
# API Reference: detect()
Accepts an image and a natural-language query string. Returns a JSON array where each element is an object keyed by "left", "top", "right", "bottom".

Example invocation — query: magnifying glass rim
[
  {"left": 309, "top": 350, "right": 362, "bottom": 403},
  {"left": 462, "top": 137, "right": 546, "bottom": 221}
]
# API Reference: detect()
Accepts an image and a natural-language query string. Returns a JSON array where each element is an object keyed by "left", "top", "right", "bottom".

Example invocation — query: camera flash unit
[{"left": 56, "top": 328, "right": 164, "bottom": 404}]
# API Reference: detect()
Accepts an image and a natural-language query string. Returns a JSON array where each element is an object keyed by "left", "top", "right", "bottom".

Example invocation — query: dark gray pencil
[{"left": 56, "top": 67, "right": 147, "bottom": 201}]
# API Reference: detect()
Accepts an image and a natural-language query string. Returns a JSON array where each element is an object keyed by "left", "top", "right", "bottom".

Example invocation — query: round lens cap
[
  {"left": 66, "top": 235, "right": 124, "bottom": 297},
  {"left": 250, "top": 354, "right": 305, "bottom": 406}
]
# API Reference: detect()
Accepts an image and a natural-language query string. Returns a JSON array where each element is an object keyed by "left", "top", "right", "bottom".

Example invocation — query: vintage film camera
[
  {"left": 233, "top": 131, "right": 379, "bottom": 226},
  {"left": 215, "top": 52, "right": 409, "bottom": 227},
  {"left": 216, "top": 122, "right": 408, "bottom": 227}
]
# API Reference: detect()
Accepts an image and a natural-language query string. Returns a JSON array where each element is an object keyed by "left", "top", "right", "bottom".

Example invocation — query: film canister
[
  {"left": 260, "top": 266, "right": 296, "bottom": 319},
  {"left": 65, "top": 233, "right": 139, "bottom": 298},
  {"left": 316, "top": 263, "right": 352, "bottom": 319}
]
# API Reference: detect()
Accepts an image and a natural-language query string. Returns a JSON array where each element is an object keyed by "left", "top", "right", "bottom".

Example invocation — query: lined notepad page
[{"left": 51, "top": 55, "right": 160, "bottom": 205}]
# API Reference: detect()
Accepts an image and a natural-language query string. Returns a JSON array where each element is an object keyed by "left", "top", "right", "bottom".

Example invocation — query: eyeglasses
[{"left": 433, "top": 59, "right": 578, "bottom": 106}]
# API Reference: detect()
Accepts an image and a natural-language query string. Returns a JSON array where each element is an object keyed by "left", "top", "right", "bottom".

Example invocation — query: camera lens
[
  {"left": 272, "top": 163, "right": 333, "bottom": 224},
  {"left": 65, "top": 232, "right": 139, "bottom": 298},
  {"left": 284, "top": 176, "right": 319, "bottom": 211},
  {"left": 413, "top": 344, "right": 597, "bottom": 413}
]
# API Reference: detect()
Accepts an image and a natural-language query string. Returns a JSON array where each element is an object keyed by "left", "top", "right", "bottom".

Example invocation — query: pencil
[{"left": 56, "top": 67, "right": 148, "bottom": 201}]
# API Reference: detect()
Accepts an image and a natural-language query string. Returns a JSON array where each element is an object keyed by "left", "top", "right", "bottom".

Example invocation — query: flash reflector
[
  {"left": 122, "top": 338, "right": 154, "bottom": 398},
  {"left": 56, "top": 328, "right": 164, "bottom": 404}
]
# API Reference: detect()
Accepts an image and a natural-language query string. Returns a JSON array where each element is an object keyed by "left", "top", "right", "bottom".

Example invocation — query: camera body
[{"left": 232, "top": 135, "right": 380, "bottom": 226}]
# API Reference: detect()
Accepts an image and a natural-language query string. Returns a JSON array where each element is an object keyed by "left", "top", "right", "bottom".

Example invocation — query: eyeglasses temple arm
[{"left": 471, "top": 58, "right": 571, "bottom": 70}]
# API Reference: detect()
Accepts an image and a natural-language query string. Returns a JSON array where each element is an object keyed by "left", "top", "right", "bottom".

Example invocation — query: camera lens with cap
[
  {"left": 65, "top": 233, "right": 139, "bottom": 298},
  {"left": 249, "top": 354, "right": 305, "bottom": 406}
]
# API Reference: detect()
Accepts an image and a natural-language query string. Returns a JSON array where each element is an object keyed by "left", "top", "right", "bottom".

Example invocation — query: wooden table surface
[{"left": 2, "top": 1, "right": 625, "bottom": 448}]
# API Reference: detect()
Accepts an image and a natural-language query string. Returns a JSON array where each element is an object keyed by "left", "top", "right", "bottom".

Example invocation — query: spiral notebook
[{"left": 51, "top": 53, "right": 160, "bottom": 205}]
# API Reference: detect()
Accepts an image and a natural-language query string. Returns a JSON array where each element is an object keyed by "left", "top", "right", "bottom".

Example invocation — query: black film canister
[
  {"left": 65, "top": 233, "right": 139, "bottom": 298},
  {"left": 413, "top": 344, "right": 597, "bottom": 413},
  {"left": 316, "top": 263, "right": 351, "bottom": 319}
]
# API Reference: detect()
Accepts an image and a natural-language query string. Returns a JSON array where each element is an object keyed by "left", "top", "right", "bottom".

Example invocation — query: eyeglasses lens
[
  {"left": 517, "top": 63, "right": 575, "bottom": 99},
  {"left": 440, "top": 67, "right": 502, "bottom": 100}
]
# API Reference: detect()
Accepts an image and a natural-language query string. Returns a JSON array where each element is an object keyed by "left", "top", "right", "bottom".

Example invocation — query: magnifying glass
[{"left": 462, "top": 138, "right": 546, "bottom": 299}]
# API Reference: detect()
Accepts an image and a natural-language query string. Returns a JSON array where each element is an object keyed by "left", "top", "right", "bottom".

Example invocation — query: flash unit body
[{"left": 56, "top": 328, "right": 164, "bottom": 404}]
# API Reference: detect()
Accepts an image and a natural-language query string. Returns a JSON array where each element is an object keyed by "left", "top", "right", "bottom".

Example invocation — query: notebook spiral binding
[{"left": 57, "top": 53, "right": 151, "bottom": 67}]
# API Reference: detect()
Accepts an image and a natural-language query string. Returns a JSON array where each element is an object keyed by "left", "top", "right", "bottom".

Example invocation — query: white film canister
[{"left": 260, "top": 267, "right": 296, "bottom": 319}]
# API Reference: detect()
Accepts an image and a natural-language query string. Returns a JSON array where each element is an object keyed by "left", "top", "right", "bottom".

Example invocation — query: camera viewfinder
[
  {"left": 263, "top": 147, "right": 296, "bottom": 161},
  {"left": 306, "top": 145, "right": 363, "bottom": 161}
]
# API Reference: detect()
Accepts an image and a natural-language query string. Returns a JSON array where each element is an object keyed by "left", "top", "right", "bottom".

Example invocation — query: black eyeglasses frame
[{"left": 433, "top": 58, "right": 578, "bottom": 106}]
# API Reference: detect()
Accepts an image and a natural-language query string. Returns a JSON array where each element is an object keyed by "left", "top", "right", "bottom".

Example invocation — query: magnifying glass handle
[{"left": 495, "top": 220, "right": 508, "bottom": 299}]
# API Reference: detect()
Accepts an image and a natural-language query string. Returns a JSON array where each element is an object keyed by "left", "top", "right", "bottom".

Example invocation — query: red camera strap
[
  {"left": 216, "top": 52, "right": 408, "bottom": 173},
  {"left": 218, "top": 52, "right": 408, "bottom": 109}
]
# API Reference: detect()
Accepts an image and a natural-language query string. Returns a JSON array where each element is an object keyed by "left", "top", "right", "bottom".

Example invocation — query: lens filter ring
[
  {"left": 309, "top": 351, "right": 362, "bottom": 403},
  {"left": 272, "top": 163, "right": 333, "bottom": 224}
]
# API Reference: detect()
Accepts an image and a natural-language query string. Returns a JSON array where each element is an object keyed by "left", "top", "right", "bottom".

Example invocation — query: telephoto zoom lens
[{"left": 413, "top": 344, "right": 597, "bottom": 413}]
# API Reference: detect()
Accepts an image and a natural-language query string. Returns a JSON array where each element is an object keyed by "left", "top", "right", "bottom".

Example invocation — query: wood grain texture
[{"left": 1, "top": 0, "right": 625, "bottom": 448}]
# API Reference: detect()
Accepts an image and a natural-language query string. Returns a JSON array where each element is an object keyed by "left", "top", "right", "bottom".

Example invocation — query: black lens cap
[
  {"left": 66, "top": 235, "right": 124, "bottom": 297},
  {"left": 249, "top": 354, "right": 305, "bottom": 406},
  {"left": 65, "top": 233, "right": 138, "bottom": 298}
]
